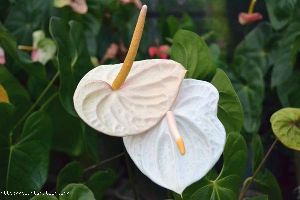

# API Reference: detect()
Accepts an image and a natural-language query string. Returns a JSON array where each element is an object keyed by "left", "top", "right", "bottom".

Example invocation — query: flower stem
[
  {"left": 12, "top": 72, "right": 59, "bottom": 132},
  {"left": 239, "top": 139, "right": 277, "bottom": 200},
  {"left": 248, "top": 0, "right": 257, "bottom": 14}
]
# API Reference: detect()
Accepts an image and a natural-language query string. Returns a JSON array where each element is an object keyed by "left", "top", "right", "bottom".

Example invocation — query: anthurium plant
[{"left": 0, "top": 0, "right": 299, "bottom": 200}]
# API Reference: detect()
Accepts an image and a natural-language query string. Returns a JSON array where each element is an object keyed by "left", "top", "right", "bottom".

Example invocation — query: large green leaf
[
  {"left": 57, "top": 162, "right": 84, "bottom": 192},
  {"left": 170, "top": 29, "right": 216, "bottom": 80},
  {"left": 211, "top": 69, "right": 244, "bottom": 133},
  {"left": 270, "top": 108, "right": 300, "bottom": 150},
  {"left": 86, "top": 169, "right": 117, "bottom": 200},
  {"left": 4, "top": 0, "right": 51, "bottom": 44},
  {"left": 178, "top": 133, "right": 247, "bottom": 200},
  {"left": 49, "top": 17, "right": 93, "bottom": 116},
  {"left": 235, "top": 23, "right": 273, "bottom": 75},
  {"left": 0, "top": 111, "right": 52, "bottom": 199}
]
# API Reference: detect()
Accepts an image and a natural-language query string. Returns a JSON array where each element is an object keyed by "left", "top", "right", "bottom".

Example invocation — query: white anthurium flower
[
  {"left": 123, "top": 79, "right": 226, "bottom": 194},
  {"left": 73, "top": 6, "right": 186, "bottom": 137},
  {"left": 74, "top": 59, "right": 185, "bottom": 136}
]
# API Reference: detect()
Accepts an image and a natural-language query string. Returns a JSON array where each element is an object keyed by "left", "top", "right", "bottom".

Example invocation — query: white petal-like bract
[
  {"left": 73, "top": 59, "right": 186, "bottom": 136},
  {"left": 123, "top": 79, "right": 226, "bottom": 194}
]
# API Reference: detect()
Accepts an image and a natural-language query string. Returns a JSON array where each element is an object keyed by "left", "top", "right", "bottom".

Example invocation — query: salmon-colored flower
[
  {"left": 0, "top": 47, "right": 5, "bottom": 65},
  {"left": 239, "top": 12, "right": 263, "bottom": 25},
  {"left": 100, "top": 43, "right": 119, "bottom": 64},
  {"left": 148, "top": 45, "right": 170, "bottom": 59}
]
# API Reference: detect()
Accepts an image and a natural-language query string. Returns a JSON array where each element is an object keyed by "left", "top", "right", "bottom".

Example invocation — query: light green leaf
[
  {"left": 30, "top": 196, "right": 58, "bottom": 200},
  {"left": 211, "top": 69, "right": 244, "bottom": 133},
  {"left": 270, "top": 108, "right": 300, "bottom": 150},
  {"left": 60, "top": 183, "right": 96, "bottom": 200},
  {"left": 87, "top": 169, "right": 117, "bottom": 200},
  {"left": 57, "top": 162, "right": 84, "bottom": 192},
  {"left": 170, "top": 29, "right": 216, "bottom": 80}
]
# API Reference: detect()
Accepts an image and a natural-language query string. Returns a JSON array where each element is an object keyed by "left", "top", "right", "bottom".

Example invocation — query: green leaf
[
  {"left": 270, "top": 107, "right": 300, "bottom": 150},
  {"left": 44, "top": 96, "right": 84, "bottom": 156},
  {"left": 49, "top": 17, "right": 93, "bottom": 116},
  {"left": 86, "top": 169, "right": 117, "bottom": 200},
  {"left": 60, "top": 183, "right": 96, "bottom": 200},
  {"left": 254, "top": 170, "right": 282, "bottom": 200},
  {"left": 245, "top": 195, "right": 268, "bottom": 200},
  {"left": 57, "top": 162, "right": 84, "bottom": 192},
  {"left": 30, "top": 196, "right": 58, "bottom": 200},
  {"left": 251, "top": 134, "right": 282, "bottom": 199},
  {"left": 0, "top": 111, "right": 52, "bottom": 197},
  {"left": 0, "top": 67, "right": 30, "bottom": 121},
  {"left": 265, "top": 0, "right": 297, "bottom": 30},
  {"left": 4, "top": 0, "right": 51, "bottom": 44},
  {"left": 211, "top": 69, "right": 244, "bottom": 133},
  {"left": 232, "top": 58, "right": 265, "bottom": 134},
  {"left": 235, "top": 23, "right": 273, "bottom": 75},
  {"left": 251, "top": 134, "right": 264, "bottom": 171},
  {"left": 276, "top": 71, "right": 300, "bottom": 107},
  {"left": 170, "top": 29, "right": 216, "bottom": 80},
  {"left": 182, "top": 133, "right": 247, "bottom": 200}
]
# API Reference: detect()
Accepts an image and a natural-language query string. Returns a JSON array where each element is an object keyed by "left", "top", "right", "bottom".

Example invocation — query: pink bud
[
  {"left": 31, "top": 49, "right": 40, "bottom": 62},
  {"left": 238, "top": 12, "right": 263, "bottom": 25},
  {"left": 0, "top": 47, "right": 6, "bottom": 65},
  {"left": 148, "top": 47, "right": 158, "bottom": 58},
  {"left": 158, "top": 45, "right": 170, "bottom": 59},
  {"left": 70, "top": 0, "right": 88, "bottom": 14}
]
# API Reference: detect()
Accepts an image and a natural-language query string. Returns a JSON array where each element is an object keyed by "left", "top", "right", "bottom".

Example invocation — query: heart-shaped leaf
[
  {"left": 271, "top": 107, "right": 300, "bottom": 150},
  {"left": 170, "top": 29, "right": 216, "bottom": 80},
  {"left": 50, "top": 17, "right": 93, "bottom": 116},
  {"left": 0, "top": 110, "right": 52, "bottom": 197},
  {"left": 57, "top": 162, "right": 84, "bottom": 192},
  {"left": 186, "top": 132, "right": 247, "bottom": 200},
  {"left": 211, "top": 69, "right": 244, "bottom": 133},
  {"left": 124, "top": 79, "right": 226, "bottom": 194},
  {"left": 74, "top": 59, "right": 186, "bottom": 136}
]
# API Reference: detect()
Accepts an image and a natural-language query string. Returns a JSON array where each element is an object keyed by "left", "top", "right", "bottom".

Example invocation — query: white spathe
[
  {"left": 73, "top": 59, "right": 186, "bottom": 137},
  {"left": 123, "top": 79, "right": 226, "bottom": 194}
]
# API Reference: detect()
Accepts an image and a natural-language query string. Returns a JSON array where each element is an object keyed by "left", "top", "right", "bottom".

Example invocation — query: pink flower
[
  {"left": 148, "top": 45, "right": 170, "bottom": 59},
  {"left": 0, "top": 47, "right": 6, "bottom": 65},
  {"left": 238, "top": 12, "right": 263, "bottom": 25},
  {"left": 31, "top": 49, "right": 40, "bottom": 62},
  {"left": 100, "top": 43, "right": 119, "bottom": 64},
  {"left": 70, "top": 0, "right": 88, "bottom": 14}
]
